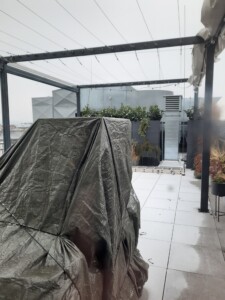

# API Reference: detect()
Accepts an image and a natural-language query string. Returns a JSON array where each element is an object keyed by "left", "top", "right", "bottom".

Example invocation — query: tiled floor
[{"left": 133, "top": 169, "right": 225, "bottom": 300}]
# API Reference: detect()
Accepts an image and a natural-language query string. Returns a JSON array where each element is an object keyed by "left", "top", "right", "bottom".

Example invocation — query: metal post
[
  {"left": 76, "top": 88, "right": 81, "bottom": 117},
  {"left": 0, "top": 64, "right": 11, "bottom": 151},
  {"left": 193, "top": 87, "right": 199, "bottom": 119},
  {"left": 200, "top": 42, "right": 216, "bottom": 212}
]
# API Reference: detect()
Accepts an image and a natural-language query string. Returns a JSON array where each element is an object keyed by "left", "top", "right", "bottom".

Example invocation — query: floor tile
[
  {"left": 175, "top": 211, "right": 215, "bottom": 228},
  {"left": 140, "top": 221, "right": 173, "bottom": 242},
  {"left": 153, "top": 184, "right": 180, "bottom": 194},
  {"left": 134, "top": 188, "right": 150, "bottom": 202},
  {"left": 140, "top": 266, "right": 166, "bottom": 300},
  {"left": 177, "top": 200, "right": 200, "bottom": 212},
  {"left": 164, "top": 269, "right": 225, "bottom": 300},
  {"left": 178, "top": 192, "right": 200, "bottom": 202},
  {"left": 179, "top": 187, "right": 201, "bottom": 194},
  {"left": 141, "top": 207, "right": 175, "bottom": 223},
  {"left": 150, "top": 190, "right": 178, "bottom": 200},
  {"left": 168, "top": 243, "right": 225, "bottom": 278},
  {"left": 138, "top": 238, "right": 170, "bottom": 268},
  {"left": 145, "top": 198, "right": 177, "bottom": 210},
  {"left": 133, "top": 178, "right": 157, "bottom": 190},
  {"left": 172, "top": 225, "right": 221, "bottom": 249}
]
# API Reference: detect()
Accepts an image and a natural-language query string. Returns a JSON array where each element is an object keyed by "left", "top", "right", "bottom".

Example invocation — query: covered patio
[{"left": 0, "top": 1, "right": 225, "bottom": 299}]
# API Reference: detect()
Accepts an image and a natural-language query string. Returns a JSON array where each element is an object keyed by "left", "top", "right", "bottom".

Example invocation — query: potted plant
[
  {"left": 194, "top": 153, "right": 202, "bottom": 179},
  {"left": 134, "top": 140, "right": 160, "bottom": 166},
  {"left": 131, "top": 140, "right": 140, "bottom": 166},
  {"left": 184, "top": 106, "right": 202, "bottom": 120},
  {"left": 210, "top": 145, "right": 225, "bottom": 196}
]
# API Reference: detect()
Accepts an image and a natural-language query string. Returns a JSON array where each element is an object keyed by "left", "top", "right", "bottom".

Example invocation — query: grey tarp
[
  {"left": 189, "top": 0, "right": 225, "bottom": 87},
  {"left": 0, "top": 118, "right": 148, "bottom": 300}
]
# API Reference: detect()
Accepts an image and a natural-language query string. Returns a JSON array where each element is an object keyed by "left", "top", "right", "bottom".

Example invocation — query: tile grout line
[
  {"left": 140, "top": 173, "right": 162, "bottom": 210},
  {"left": 161, "top": 173, "right": 183, "bottom": 300}
]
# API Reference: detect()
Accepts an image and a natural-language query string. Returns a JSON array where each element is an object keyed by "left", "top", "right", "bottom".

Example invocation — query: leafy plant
[
  {"left": 81, "top": 104, "right": 164, "bottom": 122},
  {"left": 194, "top": 153, "right": 202, "bottom": 179},
  {"left": 184, "top": 106, "right": 202, "bottom": 120},
  {"left": 148, "top": 105, "right": 163, "bottom": 120},
  {"left": 131, "top": 140, "right": 140, "bottom": 163},
  {"left": 133, "top": 140, "right": 160, "bottom": 159},
  {"left": 210, "top": 143, "right": 225, "bottom": 183},
  {"left": 138, "top": 117, "right": 150, "bottom": 138}
]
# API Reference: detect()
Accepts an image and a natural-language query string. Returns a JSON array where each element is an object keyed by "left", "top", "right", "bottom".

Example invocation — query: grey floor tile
[
  {"left": 140, "top": 220, "right": 173, "bottom": 242},
  {"left": 138, "top": 238, "right": 170, "bottom": 268},
  {"left": 141, "top": 207, "right": 175, "bottom": 223},
  {"left": 172, "top": 225, "right": 221, "bottom": 249},
  {"left": 135, "top": 188, "right": 150, "bottom": 202},
  {"left": 145, "top": 197, "right": 177, "bottom": 210},
  {"left": 150, "top": 190, "right": 178, "bottom": 200},
  {"left": 179, "top": 186, "right": 201, "bottom": 194},
  {"left": 140, "top": 266, "right": 166, "bottom": 300},
  {"left": 168, "top": 243, "right": 225, "bottom": 278},
  {"left": 177, "top": 200, "right": 200, "bottom": 212},
  {"left": 178, "top": 192, "right": 200, "bottom": 202},
  {"left": 164, "top": 269, "right": 225, "bottom": 300},
  {"left": 175, "top": 211, "right": 215, "bottom": 228},
  {"left": 153, "top": 184, "right": 180, "bottom": 194},
  {"left": 133, "top": 178, "right": 157, "bottom": 190}
]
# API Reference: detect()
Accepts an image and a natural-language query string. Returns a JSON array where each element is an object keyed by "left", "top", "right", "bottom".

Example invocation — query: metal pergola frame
[{"left": 0, "top": 28, "right": 224, "bottom": 212}]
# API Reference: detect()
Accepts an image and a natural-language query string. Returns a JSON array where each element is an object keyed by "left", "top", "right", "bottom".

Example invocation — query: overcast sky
[{"left": 0, "top": 0, "right": 224, "bottom": 124}]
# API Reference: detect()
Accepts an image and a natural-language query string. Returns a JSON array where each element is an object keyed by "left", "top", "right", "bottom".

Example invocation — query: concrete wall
[{"left": 32, "top": 89, "right": 77, "bottom": 122}]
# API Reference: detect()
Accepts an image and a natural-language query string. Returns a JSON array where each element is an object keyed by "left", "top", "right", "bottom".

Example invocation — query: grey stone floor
[{"left": 133, "top": 169, "right": 225, "bottom": 300}]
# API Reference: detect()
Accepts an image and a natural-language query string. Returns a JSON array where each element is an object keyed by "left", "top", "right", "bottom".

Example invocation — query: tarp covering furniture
[{"left": 0, "top": 117, "right": 148, "bottom": 300}]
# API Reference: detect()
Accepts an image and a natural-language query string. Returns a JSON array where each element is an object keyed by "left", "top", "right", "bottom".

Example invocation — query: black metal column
[
  {"left": 76, "top": 88, "right": 81, "bottom": 117},
  {"left": 200, "top": 42, "right": 216, "bottom": 212},
  {"left": 194, "top": 87, "right": 199, "bottom": 119},
  {"left": 0, "top": 64, "right": 11, "bottom": 151}
]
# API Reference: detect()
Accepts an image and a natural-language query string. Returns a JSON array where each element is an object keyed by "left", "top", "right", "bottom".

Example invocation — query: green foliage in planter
[
  {"left": 82, "top": 104, "right": 162, "bottom": 122},
  {"left": 184, "top": 106, "right": 202, "bottom": 120},
  {"left": 133, "top": 140, "right": 161, "bottom": 159},
  {"left": 138, "top": 117, "right": 150, "bottom": 138},
  {"left": 148, "top": 105, "right": 163, "bottom": 120},
  {"left": 210, "top": 144, "right": 225, "bottom": 183}
]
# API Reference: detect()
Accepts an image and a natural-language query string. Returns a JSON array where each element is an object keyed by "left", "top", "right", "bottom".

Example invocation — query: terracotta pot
[{"left": 211, "top": 182, "right": 225, "bottom": 197}]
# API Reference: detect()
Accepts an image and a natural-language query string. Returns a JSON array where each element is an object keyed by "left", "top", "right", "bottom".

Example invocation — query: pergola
[{"left": 0, "top": 1, "right": 225, "bottom": 213}]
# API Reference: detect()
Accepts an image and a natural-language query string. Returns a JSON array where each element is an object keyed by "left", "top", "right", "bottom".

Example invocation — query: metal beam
[
  {"left": 78, "top": 78, "right": 188, "bottom": 89},
  {"left": 0, "top": 65, "right": 11, "bottom": 151},
  {"left": 5, "top": 65, "right": 78, "bottom": 93},
  {"left": 200, "top": 42, "right": 216, "bottom": 212},
  {"left": 1, "top": 36, "right": 205, "bottom": 63}
]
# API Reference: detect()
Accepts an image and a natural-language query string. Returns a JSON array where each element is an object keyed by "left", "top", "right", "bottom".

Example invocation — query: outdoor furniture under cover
[{"left": 0, "top": 118, "right": 148, "bottom": 300}]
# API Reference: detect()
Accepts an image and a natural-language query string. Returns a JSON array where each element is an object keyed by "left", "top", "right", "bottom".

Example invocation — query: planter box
[
  {"left": 212, "top": 182, "right": 225, "bottom": 197},
  {"left": 186, "top": 120, "right": 203, "bottom": 169},
  {"left": 131, "top": 120, "right": 161, "bottom": 146}
]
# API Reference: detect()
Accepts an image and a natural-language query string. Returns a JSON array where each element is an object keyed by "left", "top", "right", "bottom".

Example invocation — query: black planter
[{"left": 211, "top": 182, "right": 225, "bottom": 197}]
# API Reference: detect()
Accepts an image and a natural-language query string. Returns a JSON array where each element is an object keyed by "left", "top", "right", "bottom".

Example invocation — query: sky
[{"left": 0, "top": 0, "right": 224, "bottom": 124}]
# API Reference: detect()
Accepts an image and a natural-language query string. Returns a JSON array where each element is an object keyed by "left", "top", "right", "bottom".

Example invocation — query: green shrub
[{"left": 148, "top": 105, "right": 163, "bottom": 120}]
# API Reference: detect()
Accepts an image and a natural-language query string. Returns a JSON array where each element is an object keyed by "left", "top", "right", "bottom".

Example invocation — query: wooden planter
[{"left": 211, "top": 182, "right": 225, "bottom": 197}]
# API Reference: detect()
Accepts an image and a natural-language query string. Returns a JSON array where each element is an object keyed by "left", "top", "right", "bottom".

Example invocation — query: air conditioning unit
[{"left": 165, "top": 95, "right": 182, "bottom": 112}]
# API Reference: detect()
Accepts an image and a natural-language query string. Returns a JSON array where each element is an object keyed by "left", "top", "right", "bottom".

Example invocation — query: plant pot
[{"left": 211, "top": 182, "right": 225, "bottom": 197}]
